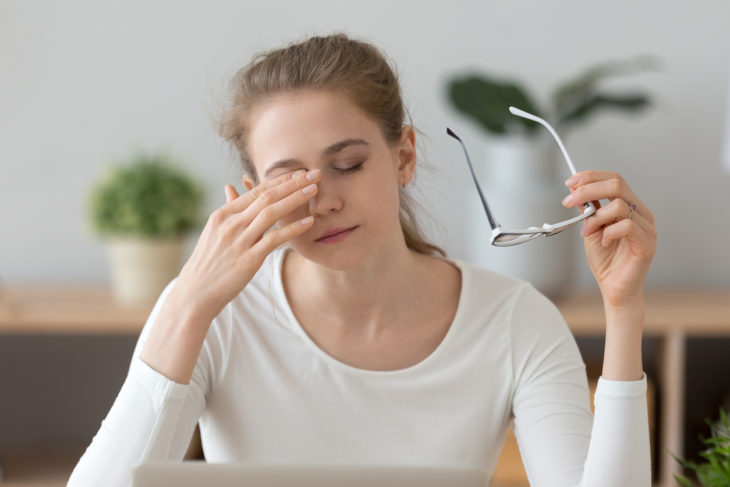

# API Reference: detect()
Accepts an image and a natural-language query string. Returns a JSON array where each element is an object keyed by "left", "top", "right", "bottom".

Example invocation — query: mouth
[{"left": 315, "top": 226, "right": 359, "bottom": 243}]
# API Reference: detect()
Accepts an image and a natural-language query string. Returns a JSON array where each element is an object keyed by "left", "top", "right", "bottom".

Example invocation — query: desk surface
[{"left": 0, "top": 285, "right": 728, "bottom": 335}]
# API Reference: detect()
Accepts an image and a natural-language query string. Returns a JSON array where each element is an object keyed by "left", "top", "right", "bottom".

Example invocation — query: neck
[{"left": 283, "top": 241, "right": 424, "bottom": 336}]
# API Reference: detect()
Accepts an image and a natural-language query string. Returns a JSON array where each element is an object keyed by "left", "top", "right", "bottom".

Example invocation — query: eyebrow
[{"left": 263, "top": 138, "right": 370, "bottom": 178}]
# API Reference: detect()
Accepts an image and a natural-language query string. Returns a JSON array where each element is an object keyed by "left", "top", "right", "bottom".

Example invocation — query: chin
[{"left": 287, "top": 240, "right": 373, "bottom": 271}]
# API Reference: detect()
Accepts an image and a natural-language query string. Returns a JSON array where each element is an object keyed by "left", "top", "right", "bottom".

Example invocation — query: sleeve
[
  {"left": 509, "top": 283, "right": 650, "bottom": 487},
  {"left": 67, "top": 278, "right": 210, "bottom": 487}
]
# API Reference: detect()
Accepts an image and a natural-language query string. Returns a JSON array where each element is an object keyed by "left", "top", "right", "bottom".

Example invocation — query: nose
[{"left": 308, "top": 177, "right": 343, "bottom": 216}]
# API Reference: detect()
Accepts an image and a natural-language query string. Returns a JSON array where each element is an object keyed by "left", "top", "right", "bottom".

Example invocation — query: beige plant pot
[{"left": 106, "top": 236, "right": 184, "bottom": 307}]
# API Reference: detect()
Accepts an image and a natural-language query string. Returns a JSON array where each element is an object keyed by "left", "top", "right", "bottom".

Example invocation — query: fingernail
[
  {"left": 581, "top": 224, "right": 588, "bottom": 236},
  {"left": 300, "top": 216, "right": 313, "bottom": 225},
  {"left": 290, "top": 170, "right": 306, "bottom": 179},
  {"left": 302, "top": 183, "right": 317, "bottom": 194},
  {"left": 306, "top": 169, "right": 321, "bottom": 181},
  {"left": 562, "top": 194, "right": 574, "bottom": 206},
  {"left": 565, "top": 175, "right": 579, "bottom": 187}
]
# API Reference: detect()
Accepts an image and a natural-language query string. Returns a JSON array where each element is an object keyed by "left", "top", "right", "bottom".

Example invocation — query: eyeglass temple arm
[
  {"left": 446, "top": 128, "right": 499, "bottom": 230},
  {"left": 509, "top": 107, "right": 595, "bottom": 212},
  {"left": 508, "top": 106, "right": 578, "bottom": 175}
]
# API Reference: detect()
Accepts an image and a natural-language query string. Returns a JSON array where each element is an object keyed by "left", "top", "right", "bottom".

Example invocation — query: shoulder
[
  {"left": 447, "top": 255, "right": 529, "bottom": 313},
  {"left": 447, "top": 256, "right": 572, "bottom": 345}
]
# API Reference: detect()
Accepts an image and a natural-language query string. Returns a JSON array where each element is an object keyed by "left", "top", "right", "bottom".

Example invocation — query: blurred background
[{"left": 1, "top": 1, "right": 728, "bottom": 486}]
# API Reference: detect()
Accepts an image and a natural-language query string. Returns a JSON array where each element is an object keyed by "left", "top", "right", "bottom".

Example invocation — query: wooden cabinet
[{"left": 1, "top": 286, "right": 728, "bottom": 486}]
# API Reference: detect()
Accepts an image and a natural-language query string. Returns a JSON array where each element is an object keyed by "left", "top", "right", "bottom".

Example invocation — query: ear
[
  {"left": 396, "top": 126, "right": 417, "bottom": 185},
  {"left": 242, "top": 174, "right": 256, "bottom": 191}
]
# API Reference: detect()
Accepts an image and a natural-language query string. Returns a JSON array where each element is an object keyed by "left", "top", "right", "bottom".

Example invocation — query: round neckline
[{"left": 273, "top": 247, "right": 468, "bottom": 377}]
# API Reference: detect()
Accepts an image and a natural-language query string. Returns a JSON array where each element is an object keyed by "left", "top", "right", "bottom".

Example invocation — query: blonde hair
[{"left": 218, "top": 33, "right": 444, "bottom": 256}]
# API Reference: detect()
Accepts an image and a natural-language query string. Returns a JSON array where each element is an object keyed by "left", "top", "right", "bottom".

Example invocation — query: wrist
[
  {"left": 603, "top": 296, "right": 645, "bottom": 325},
  {"left": 601, "top": 299, "right": 645, "bottom": 381},
  {"left": 166, "top": 281, "right": 219, "bottom": 326}
]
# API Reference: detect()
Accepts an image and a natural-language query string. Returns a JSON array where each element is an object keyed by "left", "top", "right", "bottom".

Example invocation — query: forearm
[
  {"left": 601, "top": 300, "right": 645, "bottom": 381},
  {"left": 139, "top": 286, "right": 213, "bottom": 385},
  {"left": 68, "top": 356, "right": 203, "bottom": 487}
]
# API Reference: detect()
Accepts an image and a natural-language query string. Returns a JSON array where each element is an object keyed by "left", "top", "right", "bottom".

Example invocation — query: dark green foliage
[
  {"left": 555, "top": 93, "right": 651, "bottom": 130},
  {"left": 674, "top": 408, "right": 730, "bottom": 487},
  {"left": 446, "top": 56, "right": 659, "bottom": 137},
  {"left": 448, "top": 76, "right": 542, "bottom": 135},
  {"left": 89, "top": 152, "right": 205, "bottom": 238},
  {"left": 551, "top": 56, "right": 658, "bottom": 129}
]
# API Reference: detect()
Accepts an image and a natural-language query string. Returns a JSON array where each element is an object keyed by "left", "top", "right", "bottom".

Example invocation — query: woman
[{"left": 69, "top": 34, "right": 657, "bottom": 486}]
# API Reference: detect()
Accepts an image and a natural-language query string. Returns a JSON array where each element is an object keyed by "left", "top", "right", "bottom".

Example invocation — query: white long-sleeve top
[{"left": 68, "top": 247, "right": 650, "bottom": 487}]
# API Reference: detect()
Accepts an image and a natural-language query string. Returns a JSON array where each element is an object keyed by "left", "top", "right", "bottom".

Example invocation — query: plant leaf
[
  {"left": 672, "top": 407, "right": 730, "bottom": 487},
  {"left": 551, "top": 55, "right": 660, "bottom": 119},
  {"left": 557, "top": 93, "right": 651, "bottom": 129},
  {"left": 447, "top": 75, "right": 543, "bottom": 135},
  {"left": 89, "top": 153, "right": 205, "bottom": 238},
  {"left": 673, "top": 473, "right": 696, "bottom": 487}
]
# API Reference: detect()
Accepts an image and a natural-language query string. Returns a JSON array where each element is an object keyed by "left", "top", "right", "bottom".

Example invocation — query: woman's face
[{"left": 246, "top": 89, "right": 416, "bottom": 270}]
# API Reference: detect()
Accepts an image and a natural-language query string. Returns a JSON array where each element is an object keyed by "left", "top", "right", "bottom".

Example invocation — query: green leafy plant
[
  {"left": 674, "top": 408, "right": 730, "bottom": 487},
  {"left": 446, "top": 55, "right": 659, "bottom": 136},
  {"left": 89, "top": 151, "right": 205, "bottom": 238}
]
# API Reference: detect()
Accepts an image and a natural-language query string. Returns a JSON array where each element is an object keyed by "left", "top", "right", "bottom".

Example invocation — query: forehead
[{"left": 247, "top": 90, "right": 384, "bottom": 172}]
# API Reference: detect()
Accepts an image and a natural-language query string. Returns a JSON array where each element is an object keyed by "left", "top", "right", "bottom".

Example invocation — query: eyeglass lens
[{"left": 493, "top": 233, "right": 540, "bottom": 246}]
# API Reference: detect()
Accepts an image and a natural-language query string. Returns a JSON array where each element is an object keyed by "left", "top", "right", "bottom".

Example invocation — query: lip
[{"left": 315, "top": 226, "right": 358, "bottom": 243}]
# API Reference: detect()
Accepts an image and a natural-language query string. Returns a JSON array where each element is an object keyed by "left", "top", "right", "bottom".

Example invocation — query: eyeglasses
[{"left": 447, "top": 106, "right": 596, "bottom": 247}]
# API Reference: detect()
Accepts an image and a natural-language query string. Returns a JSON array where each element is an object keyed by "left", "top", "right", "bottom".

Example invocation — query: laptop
[{"left": 133, "top": 462, "right": 487, "bottom": 487}]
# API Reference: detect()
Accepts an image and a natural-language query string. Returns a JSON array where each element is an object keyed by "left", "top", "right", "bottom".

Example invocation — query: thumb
[{"left": 224, "top": 184, "right": 239, "bottom": 203}]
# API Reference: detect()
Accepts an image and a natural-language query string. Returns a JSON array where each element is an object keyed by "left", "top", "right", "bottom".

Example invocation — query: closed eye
[{"left": 333, "top": 160, "right": 365, "bottom": 174}]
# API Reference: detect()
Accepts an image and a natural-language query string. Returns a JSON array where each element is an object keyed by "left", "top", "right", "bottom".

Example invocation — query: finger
[
  {"left": 566, "top": 171, "right": 654, "bottom": 225},
  {"left": 238, "top": 169, "right": 321, "bottom": 228},
  {"left": 250, "top": 215, "right": 315, "bottom": 258},
  {"left": 563, "top": 173, "right": 654, "bottom": 224},
  {"left": 223, "top": 172, "right": 294, "bottom": 214},
  {"left": 599, "top": 218, "right": 657, "bottom": 258},
  {"left": 582, "top": 199, "right": 654, "bottom": 238},
  {"left": 566, "top": 170, "right": 622, "bottom": 188},
  {"left": 242, "top": 181, "right": 319, "bottom": 245},
  {"left": 224, "top": 184, "right": 239, "bottom": 203},
  {"left": 577, "top": 200, "right": 602, "bottom": 214},
  {"left": 583, "top": 208, "right": 654, "bottom": 242},
  {"left": 227, "top": 169, "right": 320, "bottom": 215}
]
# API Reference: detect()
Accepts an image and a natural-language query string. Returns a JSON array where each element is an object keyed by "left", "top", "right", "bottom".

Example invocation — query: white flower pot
[
  {"left": 464, "top": 134, "right": 580, "bottom": 299},
  {"left": 106, "top": 236, "right": 184, "bottom": 306}
]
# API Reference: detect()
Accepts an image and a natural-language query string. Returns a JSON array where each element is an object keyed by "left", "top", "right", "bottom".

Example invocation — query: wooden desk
[{"left": 1, "top": 286, "right": 728, "bottom": 487}]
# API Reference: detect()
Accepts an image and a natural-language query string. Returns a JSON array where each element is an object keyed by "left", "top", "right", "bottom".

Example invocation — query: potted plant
[
  {"left": 445, "top": 56, "right": 657, "bottom": 297},
  {"left": 88, "top": 151, "right": 205, "bottom": 306},
  {"left": 674, "top": 407, "right": 730, "bottom": 486}
]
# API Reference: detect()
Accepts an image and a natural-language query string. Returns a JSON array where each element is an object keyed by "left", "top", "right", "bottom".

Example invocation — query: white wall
[{"left": 2, "top": 0, "right": 729, "bottom": 290}]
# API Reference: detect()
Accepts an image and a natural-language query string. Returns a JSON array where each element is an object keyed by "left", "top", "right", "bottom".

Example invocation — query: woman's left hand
[{"left": 563, "top": 171, "right": 657, "bottom": 309}]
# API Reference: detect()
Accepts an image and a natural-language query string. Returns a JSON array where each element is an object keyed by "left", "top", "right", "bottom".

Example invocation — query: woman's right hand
[
  {"left": 139, "top": 169, "right": 320, "bottom": 384},
  {"left": 175, "top": 169, "right": 321, "bottom": 322}
]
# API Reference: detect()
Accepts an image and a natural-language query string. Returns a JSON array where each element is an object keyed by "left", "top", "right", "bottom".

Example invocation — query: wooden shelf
[
  {"left": 0, "top": 285, "right": 153, "bottom": 334},
  {"left": 557, "top": 288, "right": 730, "bottom": 335}
]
